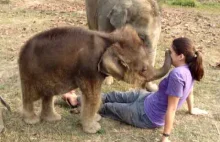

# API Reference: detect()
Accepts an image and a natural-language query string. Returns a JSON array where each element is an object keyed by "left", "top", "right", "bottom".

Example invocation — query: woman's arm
[
  {"left": 162, "top": 96, "right": 180, "bottom": 142},
  {"left": 186, "top": 87, "right": 208, "bottom": 115},
  {"left": 186, "top": 87, "right": 194, "bottom": 114}
]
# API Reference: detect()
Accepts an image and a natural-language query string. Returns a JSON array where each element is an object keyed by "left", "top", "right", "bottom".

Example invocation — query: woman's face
[{"left": 170, "top": 45, "right": 182, "bottom": 67}]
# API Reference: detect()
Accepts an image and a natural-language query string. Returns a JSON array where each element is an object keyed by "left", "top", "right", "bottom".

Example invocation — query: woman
[{"left": 62, "top": 37, "right": 207, "bottom": 142}]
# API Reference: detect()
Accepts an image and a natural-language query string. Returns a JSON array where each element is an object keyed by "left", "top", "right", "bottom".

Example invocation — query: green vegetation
[
  {"left": 159, "top": 0, "right": 220, "bottom": 12},
  {"left": 198, "top": 2, "right": 220, "bottom": 11},
  {"left": 163, "top": 0, "right": 199, "bottom": 7}
]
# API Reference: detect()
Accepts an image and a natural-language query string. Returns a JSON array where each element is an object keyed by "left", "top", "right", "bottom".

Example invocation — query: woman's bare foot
[{"left": 62, "top": 90, "right": 78, "bottom": 107}]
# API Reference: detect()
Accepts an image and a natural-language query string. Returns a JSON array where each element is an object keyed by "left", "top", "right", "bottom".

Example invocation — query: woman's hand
[
  {"left": 190, "top": 108, "right": 208, "bottom": 115},
  {"left": 162, "top": 136, "right": 171, "bottom": 142}
]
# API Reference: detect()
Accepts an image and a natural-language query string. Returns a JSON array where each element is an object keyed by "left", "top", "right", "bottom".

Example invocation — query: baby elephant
[{"left": 18, "top": 25, "right": 171, "bottom": 133}]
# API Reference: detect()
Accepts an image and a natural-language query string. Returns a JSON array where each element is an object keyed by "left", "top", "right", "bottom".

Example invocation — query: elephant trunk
[{"left": 146, "top": 50, "right": 172, "bottom": 82}]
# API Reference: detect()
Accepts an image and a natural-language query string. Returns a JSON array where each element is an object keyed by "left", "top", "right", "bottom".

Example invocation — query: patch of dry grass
[{"left": 0, "top": 0, "right": 220, "bottom": 142}]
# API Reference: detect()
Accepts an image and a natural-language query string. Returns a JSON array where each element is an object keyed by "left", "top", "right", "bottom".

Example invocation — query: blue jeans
[{"left": 78, "top": 90, "right": 156, "bottom": 128}]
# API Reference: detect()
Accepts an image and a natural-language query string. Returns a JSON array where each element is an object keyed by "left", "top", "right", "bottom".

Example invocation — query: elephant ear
[
  {"left": 98, "top": 43, "right": 128, "bottom": 80},
  {"left": 107, "top": 0, "right": 132, "bottom": 28}
]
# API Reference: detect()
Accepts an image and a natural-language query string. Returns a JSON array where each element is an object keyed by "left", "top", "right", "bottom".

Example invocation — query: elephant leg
[
  {"left": 144, "top": 48, "right": 159, "bottom": 92},
  {"left": 79, "top": 81, "right": 102, "bottom": 133},
  {"left": 85, "top": 0, "right": 98, "bottom": 29},
  {"left": 21, "top": 83, "right": 40, "bottom": 124},
  {"left": 98, "top": 18, "right": 115, "bottom": 85},
  {"left": 150, "top": 23, "right": 161, "bottom": 67},
  {"left": 104, "top": 76, "right": 114, "bottom": 85},
  {"left": 22, "top": 100, "right": 40, "bottom": 124},
  {"left": 151, "top": 18, "right": 161, "bottom": 66},
  {"left": 41, "top": 95, "right": 61, "bottom": 122},
  {"left": 145, "top": 23, "right": 161, "bottom": 92}
]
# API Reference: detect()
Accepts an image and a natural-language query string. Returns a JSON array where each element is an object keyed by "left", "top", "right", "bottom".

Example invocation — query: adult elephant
[{"left": 85, "top": 0, "right": 161, "bottom": 91}]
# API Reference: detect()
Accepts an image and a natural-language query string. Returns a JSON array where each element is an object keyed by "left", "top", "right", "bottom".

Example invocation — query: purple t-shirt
[{"left": 144, "top": 65, "right": 194, "bottom": 126}]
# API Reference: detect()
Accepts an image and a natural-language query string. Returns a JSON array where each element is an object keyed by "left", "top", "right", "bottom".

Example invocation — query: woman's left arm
[
  {"left": 187, "top": 87, "right": 208, "bottom": 115},
  {"left": 162, "top": 96, "right": 179, "bottom": 142}
]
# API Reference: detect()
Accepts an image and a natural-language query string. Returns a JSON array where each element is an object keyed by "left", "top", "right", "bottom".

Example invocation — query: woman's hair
[{"left": 172, "top": 37, "right": 204, "bottom": 81}]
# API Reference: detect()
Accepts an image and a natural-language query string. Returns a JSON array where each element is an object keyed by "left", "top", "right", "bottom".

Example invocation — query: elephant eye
[
  {"left": 138, "top": 34, "right": 145, "bottom": 42},
  {"left": 119, "top": 60, "right": 129, "bottom": 69},
  {"left": 140, "top": 36, "right": 145, "bottom": 42},
  {"left": 142, "top": 67, "right": 147, "bottom": 72}
]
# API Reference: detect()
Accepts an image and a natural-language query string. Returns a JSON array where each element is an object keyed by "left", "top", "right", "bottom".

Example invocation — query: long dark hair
[{"left": 172, "top": 37, "right": 204, "bottom": 81}]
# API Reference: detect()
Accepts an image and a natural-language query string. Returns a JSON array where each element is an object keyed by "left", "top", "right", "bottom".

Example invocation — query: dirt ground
[{"left": 0, "top": 0, "right": 220, "bottom": 142}]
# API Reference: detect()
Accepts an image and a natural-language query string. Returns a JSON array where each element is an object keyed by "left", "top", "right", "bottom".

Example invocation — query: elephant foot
[
  {"left": 95, "top": 113, "right": 102, "bottom": 122},
  {"left": 23, "top": 112, "right": 40, "bottom": 124},
  {"left": 41, "top": 112, "right": 61, "bottom": 122},
  {"left": 82, "top": 121, "right": 101, "bottom": 133},
  {"left": 104, "top": 76, "right": 114, "bottom": 85},
  {"left": 145, "top": 82, "right": 158, "bottom": 92}
]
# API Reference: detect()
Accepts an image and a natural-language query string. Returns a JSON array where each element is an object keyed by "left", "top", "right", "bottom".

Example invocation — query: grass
[
  {"left": 160, "top": 0, "right": 220, "bottom": 13},
  {"left": 167, "top": 0, "right": 198, "bottom": 7},
  {"left": 0, "top": 0, "right": 220, "bottom": 142},
  {"left": 160, "top": 0, "right": 199, "bottom": 7},
  {"left": 0, "top": 0, "right": 10, "bottom": 4},
  {"left": 197, "top": 2, "right": 220, "bottom": 13},
  {"left": 161, "top": 0, "right": 220, "bottom": 12}
]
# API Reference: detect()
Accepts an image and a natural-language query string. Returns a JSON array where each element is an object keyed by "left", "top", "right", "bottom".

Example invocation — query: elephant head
[
  {"left": 98, "top": 26, "right": 171, "bottom": 86},
  {"left": 107, "top": 0, "right": 161, "bottom": 49},
  {"left": 107, "top": 0, "right": 133, "bottom": 29}
]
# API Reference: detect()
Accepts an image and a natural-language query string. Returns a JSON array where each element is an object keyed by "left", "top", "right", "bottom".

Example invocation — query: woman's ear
[{"left": 179, "top": 54, "right": 185, "bottom": 61}]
